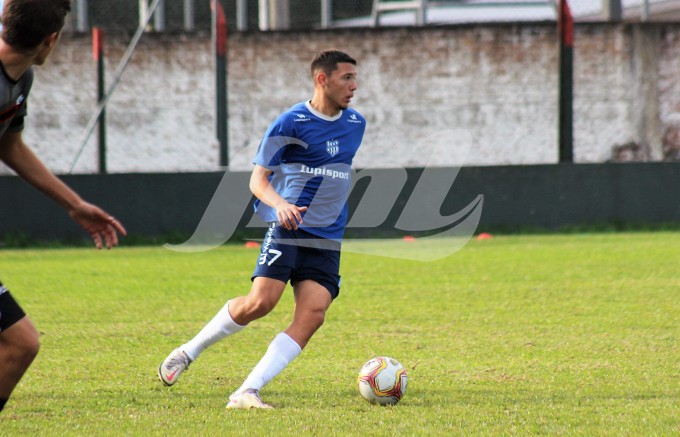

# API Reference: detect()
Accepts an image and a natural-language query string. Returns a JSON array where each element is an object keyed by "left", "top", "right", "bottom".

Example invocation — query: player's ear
[
  {"left": 46, "top": 32, "right": 60, "bottom": 48},
  {"left": 315, "top": 71, "right": 328, "bottom": 88},
  {"left": 40, "top": 32, "right": 60, "bottom": 52}
]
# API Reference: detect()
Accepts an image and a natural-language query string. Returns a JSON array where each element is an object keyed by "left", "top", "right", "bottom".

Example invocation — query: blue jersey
[{"left": 253, "top": 101, "right": 366, "bottom": 240}]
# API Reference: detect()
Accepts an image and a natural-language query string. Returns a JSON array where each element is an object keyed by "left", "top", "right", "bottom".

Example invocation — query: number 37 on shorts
[{"left": 259, "top": 249, "right": 283, "bottom": 266}]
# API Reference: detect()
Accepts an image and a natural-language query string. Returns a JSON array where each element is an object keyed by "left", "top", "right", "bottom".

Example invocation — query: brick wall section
[{"left": 2, "top": 23, "right": 678, "bottom": 174}]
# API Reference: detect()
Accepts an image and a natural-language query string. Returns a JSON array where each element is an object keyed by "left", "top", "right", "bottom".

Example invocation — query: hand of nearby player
[
  {"left": 275, "top": 201, "right": 307, "bottom": 231},
  {"left": 68, "top": 201, "right": 127, "bottom": 249}
]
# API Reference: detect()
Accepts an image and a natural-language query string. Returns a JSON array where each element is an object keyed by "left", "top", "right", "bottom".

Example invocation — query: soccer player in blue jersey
[
  {"left": 0, "top": 0, "right": 126, "bottom": 414},
  {"left": 159, "top": 50, "right": 365, "bottom": 409}
]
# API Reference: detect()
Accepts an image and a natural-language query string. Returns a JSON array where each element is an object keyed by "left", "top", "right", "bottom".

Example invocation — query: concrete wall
[{"left": 2, "top": 23, "right": 680, "bottom": 175}]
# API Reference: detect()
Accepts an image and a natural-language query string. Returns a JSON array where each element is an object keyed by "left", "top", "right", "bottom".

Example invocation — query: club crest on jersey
[{"left": 326, "top": 139, "right": 340, "bottom": 156}]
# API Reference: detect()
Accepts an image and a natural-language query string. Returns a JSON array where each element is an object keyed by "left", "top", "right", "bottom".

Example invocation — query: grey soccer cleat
[{"left": 158, "top": 348, "right": 192, "bottom": 386}]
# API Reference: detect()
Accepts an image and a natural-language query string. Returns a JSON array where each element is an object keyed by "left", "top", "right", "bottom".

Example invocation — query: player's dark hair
[
  {"left": 1, "top": 0, "right": 71, "bottom": 52},
  {"left": 311, "top": 50, "right": 356, "bottom": 78}
]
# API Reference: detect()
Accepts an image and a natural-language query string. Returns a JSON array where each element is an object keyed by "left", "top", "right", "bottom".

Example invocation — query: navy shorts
[
  {"left": 0, "top": 283, "right": 26, "bottom": 333},
  {"left": 252, "top": 224, "right": 342, "bottom": 299}
]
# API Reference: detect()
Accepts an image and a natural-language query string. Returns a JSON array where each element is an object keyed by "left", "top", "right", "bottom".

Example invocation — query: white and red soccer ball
[{"left": 357, "top": 356, "right": 408, "bottom": 405}]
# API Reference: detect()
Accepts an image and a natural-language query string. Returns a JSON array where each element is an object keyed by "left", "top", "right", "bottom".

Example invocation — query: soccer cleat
[
  {"left": 226, "top": 389, "right": 273, "bottom": 409},
  {"left": 158, "top": 348, "right": 192, "bottom": 386}
]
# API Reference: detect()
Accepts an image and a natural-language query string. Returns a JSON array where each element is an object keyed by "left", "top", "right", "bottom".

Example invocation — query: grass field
[{"left": 1, "top": 232, "right": 678, "bottom": 435}]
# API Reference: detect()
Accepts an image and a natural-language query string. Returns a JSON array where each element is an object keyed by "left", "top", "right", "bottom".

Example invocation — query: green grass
[{"left": 1, "top": 233, "right": 679, "bottom": 435}]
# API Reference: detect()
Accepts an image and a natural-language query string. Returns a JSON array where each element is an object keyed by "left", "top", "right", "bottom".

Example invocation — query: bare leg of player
[
  {"left": 227, "top": 280, "right": 332, "bottom": 409},
  {"left": 227, "top": 280, "right": 333, "bottom": 409},
  {"left": 0, "top": 317, "right": 40, "bottom": 412},
  {"left": 284, "top": 280, "right": 333, "bottom": 349}
]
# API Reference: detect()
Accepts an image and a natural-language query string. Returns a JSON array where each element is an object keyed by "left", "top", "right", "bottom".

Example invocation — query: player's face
[{"left": 325, "top": 62, "right": 358, "bottom": 110}]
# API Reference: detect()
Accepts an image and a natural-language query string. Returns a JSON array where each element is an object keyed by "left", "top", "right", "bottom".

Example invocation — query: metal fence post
[
  {"left": 558, "top": 0, "right": 574, "bottom": 163},
  {"left": 93, "top": 27, "right": 107, "bottom": 174}
]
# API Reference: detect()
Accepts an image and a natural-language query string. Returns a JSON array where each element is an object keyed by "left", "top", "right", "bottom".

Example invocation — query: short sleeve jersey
[
  {"left": 0, "top": 62, "right": 32, "bottom": 137},
  {"left": 253, "top": 101, "right": 366, "bottom": 241}
]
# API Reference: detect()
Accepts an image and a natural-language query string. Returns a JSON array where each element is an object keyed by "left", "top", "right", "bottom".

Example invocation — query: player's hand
[
  {"left": 275, "top": 201, "right": 307, "bottom": 230},
  {"left": 68, "top": 201, "right": 127, "bottom": 249}
]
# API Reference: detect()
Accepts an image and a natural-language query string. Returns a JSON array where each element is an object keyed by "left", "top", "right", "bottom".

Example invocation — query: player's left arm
[{"left": 0, "top": 130, "right": 126, "bottom": 249}]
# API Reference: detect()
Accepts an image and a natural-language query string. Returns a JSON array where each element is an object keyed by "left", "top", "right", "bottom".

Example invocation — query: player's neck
[
  {"left": 309, "top": 96, "right": 341, "bottom": 118},
  {"left": 0, "top": 41, "right": 35, "bottom": 81}
]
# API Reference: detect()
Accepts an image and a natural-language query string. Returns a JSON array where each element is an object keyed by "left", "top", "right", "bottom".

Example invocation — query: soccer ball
[{"left": 357, "top": 356, "right": 408, "bottom": 405}]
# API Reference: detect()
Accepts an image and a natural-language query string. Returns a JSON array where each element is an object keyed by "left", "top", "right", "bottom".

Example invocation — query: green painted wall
[{"left": 2, "top": 163, "right": 679, "bottom": 244}]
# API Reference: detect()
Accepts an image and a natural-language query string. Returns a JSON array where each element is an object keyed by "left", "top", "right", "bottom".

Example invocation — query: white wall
[{"left": 2, "top": 23, "right": 678, "bottom": 175}]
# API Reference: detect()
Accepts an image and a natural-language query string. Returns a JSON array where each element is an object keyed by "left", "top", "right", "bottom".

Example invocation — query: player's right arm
[
  {"left": 249, "top": 164, "right": 307, "bottom": 231},
  {"left": 0, "top": 130, "right": 126, "bottom": 249},
  {"left": 0, "top": 130, "right": 83, "bottom": 211}
]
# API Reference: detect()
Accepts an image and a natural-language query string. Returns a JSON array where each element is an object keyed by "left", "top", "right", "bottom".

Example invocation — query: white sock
[
  {"left": 235, "top": 332, "right": 302, "bottom": 394},
  {"left": 181, "top": 300, "right": 245, "bottom": 361}
]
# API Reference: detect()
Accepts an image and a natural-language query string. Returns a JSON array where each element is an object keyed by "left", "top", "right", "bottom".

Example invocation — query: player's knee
[
  {"left": 18, "top": 335, "right": 40, "bottom": 367},
  {"left": 307, "top": 308, "right": 326, "bottom": 331},
  {"left": 244, "top": 295, "right": 277, "bottom": 319},
  {"left": 5, "top": 338, "right": 39, "bottom": 372},
  {"left": 1, "top": 322, "right": 40, "bottom": 368},
  {"left": 24, "top": 336, "right": 40, "bottom": 362}
]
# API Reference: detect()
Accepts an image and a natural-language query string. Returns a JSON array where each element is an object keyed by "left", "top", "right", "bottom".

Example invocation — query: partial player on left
[{"left": 0, "top": 0, "right": 126, "bottom": 414}]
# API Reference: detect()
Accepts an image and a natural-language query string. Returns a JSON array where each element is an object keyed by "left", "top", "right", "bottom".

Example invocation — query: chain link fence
[
  {"left": 79, "top": 0, "right": 372, "bottom": 33},
  {"left": 63, "top": 1, "right": 677, "bottom": 35},
  {"left": 70, "top": 0, "right": 370, "bottom": 34}
]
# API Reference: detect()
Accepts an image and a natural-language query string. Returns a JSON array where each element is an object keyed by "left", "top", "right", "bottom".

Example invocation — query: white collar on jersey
[{"left": 305, "top": 100, "right": 343, "bottom": 122}]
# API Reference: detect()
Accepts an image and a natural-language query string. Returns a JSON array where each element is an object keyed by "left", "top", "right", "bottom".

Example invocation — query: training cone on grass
[
  {"left": 476, "top": 233, "right": 493, "bottom": 240},
  {"left": 402, "top": 235, "right": 416, "bottom": 242},
  {"left": 244, "top": 241, "right": 260, "bottom": 248}
]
